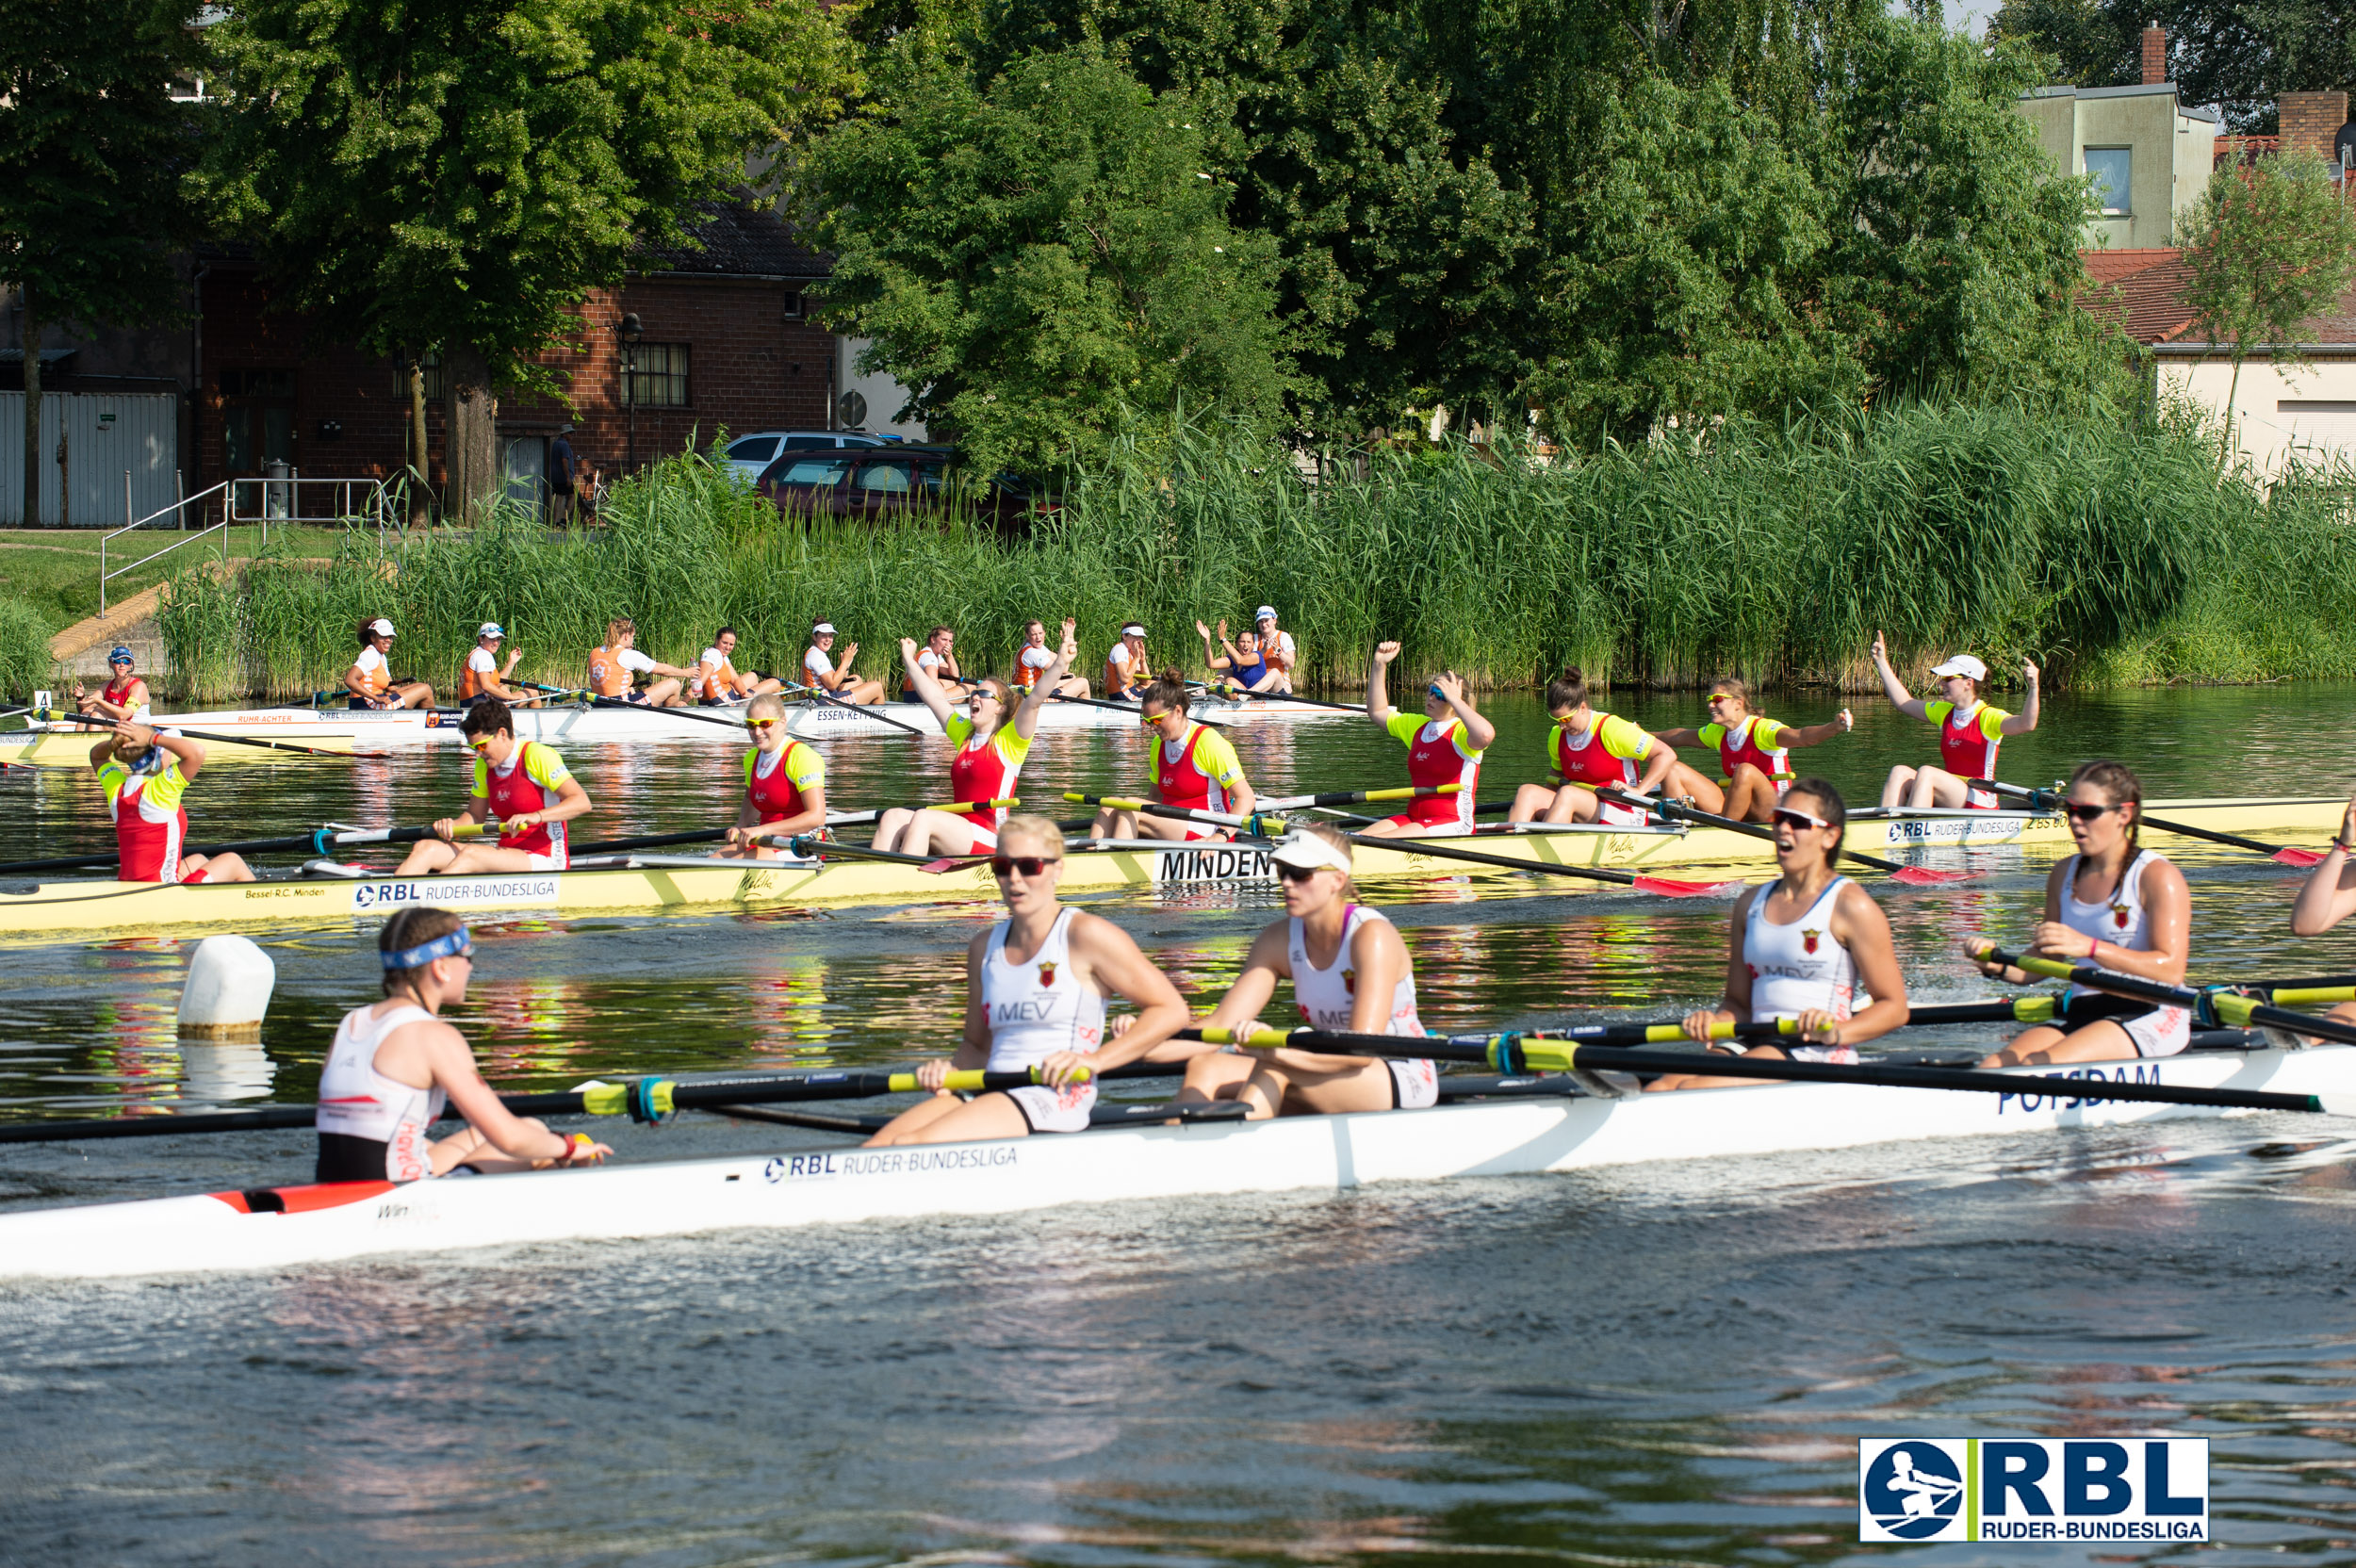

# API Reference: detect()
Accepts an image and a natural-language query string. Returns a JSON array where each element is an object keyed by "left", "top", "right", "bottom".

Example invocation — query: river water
[{"left": 3, "top": 684, "right": 2355, "bottom": 1564}]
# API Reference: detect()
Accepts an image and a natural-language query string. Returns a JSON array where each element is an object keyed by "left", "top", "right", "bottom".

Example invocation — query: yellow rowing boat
[
  {"left": 0, "top": 730, "right": 359, "bottom": 765},
  {"left": 0, "top": 796, "right": 2335, "bottom": 940}
]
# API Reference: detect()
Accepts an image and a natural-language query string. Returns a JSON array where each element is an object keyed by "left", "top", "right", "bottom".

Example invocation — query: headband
[{"left": 383, "top": 927, "right": 472, "bottom": 972}]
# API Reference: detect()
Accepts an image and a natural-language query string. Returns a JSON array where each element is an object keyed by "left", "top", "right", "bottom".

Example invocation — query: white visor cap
[
  {"left": 1121, "top": 623, "right": 1147, "bottom": 638},
  {"left": 1928, "top": 654, "right": 1988, "bottom": 680},
  {"left": 1254, "top": 605, "right": 1278, "bottom": 623},
  {"left": 811, "top": 622, "right": 837, "bottom": 635},
  {"left": 1269, "top": 831, "right": 1353, "bottom": 874},
  {"left": 369, "top": 618, "right": 396, "bottom": 638}
]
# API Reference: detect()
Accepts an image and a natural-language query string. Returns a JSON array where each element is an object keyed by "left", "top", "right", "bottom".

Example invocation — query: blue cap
[{"left": 107, "top": 646, "right": 134, "bottom": 665}]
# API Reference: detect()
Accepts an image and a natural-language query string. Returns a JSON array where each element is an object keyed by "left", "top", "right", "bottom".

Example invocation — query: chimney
[
  {"left": 2141, "top": 23, "right": 2167, "bottom": 87},
  {"left": 2280, "top": 91, "right": 2350, "bottom": 162}
]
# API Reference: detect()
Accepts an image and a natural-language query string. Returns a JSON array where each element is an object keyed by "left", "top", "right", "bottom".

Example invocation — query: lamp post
[{"left": 618, "top": 312, "right": 642, "bottom": 475}]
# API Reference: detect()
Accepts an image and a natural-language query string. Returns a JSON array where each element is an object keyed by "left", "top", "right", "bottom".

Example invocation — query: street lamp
[{"left": 618, "top": 312, "right": 643, "bottom": 475}]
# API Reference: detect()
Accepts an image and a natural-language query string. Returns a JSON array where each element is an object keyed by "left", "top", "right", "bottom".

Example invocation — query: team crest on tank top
[
  {"left": 1038, "top": 960, "right": 1057, "bottom": 988},
  {"left": 1802, "top": 928, "right": 1822, "bottom": 956},
  {"left": 1342, "top": 968, "right": 1357, "bottom": 994},
  {"left": 2111, "top": 901, "right": 2132, "bottom": 929}
]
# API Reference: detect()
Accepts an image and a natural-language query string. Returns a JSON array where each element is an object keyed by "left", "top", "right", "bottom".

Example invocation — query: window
[
  {"left": 417, "top": 351, "right": 444, "bottom": 401},
  {"left": 623, "top": 342, "right": 690, "bottom": 407},
  {"left": 855, "top": 459, "right": 913, "bottom": 493},
  {"left": 220, "top": 368, "right": 297, "bottom": 476},
  {"left": 2085, "top": 147, "right": 2132, "bottom": 214},
  {"left": 782, "top": 291, "right": 806, "bottom": 320},
  {"left": 728, "top": 434, "right": 782, "bottom": 466},
  {"left": 771, "top": 457, "right": 851, "bottom": 488}
]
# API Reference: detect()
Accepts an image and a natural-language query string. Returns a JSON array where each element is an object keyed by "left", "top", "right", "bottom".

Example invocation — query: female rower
[
  {"left": 1974, "top": 760, "right": 2189, "bottom": 1067},
  {"left": 723, "top": 694, "right": 828, "bottom": 858},
  {"left": 1088, "top": 671, "right": 1256, "bottom": 841},
  {"left": 88, "top": 721, "right": 255, "bottom": 885},
  {"left": 459, "top": 622, "right": 540, "bottom": 708},
  {"left": 1362, "top": 641, "right": 1495, "bottom": 837},
  {"left": 803, "top": 621, "right": 885, "bottom": 705},
  {"left": 1013, "top": 619, "right": 1090, "bottom": 699},
  {"left": 587, "top": 618, "right": 693, "bottom": 708},
  {"left": 2291, "top": 787, "right": 2356, "bottom": 1030},
  {"left": 902, "top": 626, "right": 972, "bottom": 699},
  {"left": 874, "top": 622, "right": 1074, "bottom": 857},
  {"left": 1170, "top": 825, "right": 1439, "bottom": 1117},
  {"left": 866, "top": 815, "right": 1188, "bottom": 1145},
  {"left": 317, "top": 907, "right": 611, "bottom": 1182},
  {"left": 345, "top": 618, "right": 437, "bottom": 710},
  {"left": 1871, "top": 632, "right": 2038, "bottom": 808},
  {"left": 74, "top": 646, "right": 151, "bottom": 722},
  {"left": 1507, "top": 666, "right": 1719, "bottom": 826},
  {"left": 393, "top": 699, "right": 594, "bottom": 874},
  {"left": 1653, "top": 678, "right": 1854, "bottom": 823},
  {"left": 1103, "top": 622, "right": 1149, "bottom": 699},
  {"left": 1254, "top": 606, "right": 1298, "bottom": 684},
  {"left": 1651, "top": 778, "right": 1907, "bottom": 1090},
  {"left": 1197, "top": 619, "right": 1291, "bottom": 694},
  {"left": 694, "top": 626, "right": 784, "bottom": 706}
]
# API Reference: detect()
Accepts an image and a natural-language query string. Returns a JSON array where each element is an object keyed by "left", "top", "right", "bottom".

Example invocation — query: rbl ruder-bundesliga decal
[{"left": 1858, "top": 1438, "right": 2208, "bottom": 1543}]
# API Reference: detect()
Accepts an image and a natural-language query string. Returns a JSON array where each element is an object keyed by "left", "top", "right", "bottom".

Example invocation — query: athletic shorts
[
  {"left": 1005, "top": 1079, "right": 1098, "bottom": 1134},
  {"left": 518, "top": 852, "right": 566, "bottom": 873},
  {"left": 179, "top": 863, "right": 213, "bottom": 886},
  {"left": 1386, "top": 1057, "right": 1439, "bottom": 1108},
  {"left": 1375, "top": 815, "right": 1473, "bottom": 838},
  {"left": 1779, "top": 1042, "right": 1858, "bottom": 1065},
  {"left": 2120, "top": 1005, "right": 2191, "bottom": 1057},
  {"left": 961, "top": 820, "right": 999, "bottom": 850}
]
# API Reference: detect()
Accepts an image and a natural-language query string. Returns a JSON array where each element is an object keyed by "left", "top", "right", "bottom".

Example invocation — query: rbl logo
[{"left": 1859, "top": 1439, "right": 2207, "bottom": 1543}]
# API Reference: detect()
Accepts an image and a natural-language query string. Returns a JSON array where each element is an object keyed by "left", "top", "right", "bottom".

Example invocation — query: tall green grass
[
  {"left": 0, "top": 597, "right": 56, "bottom": 698},
  {"left": 157, "top": 405, "right": 2356, "bottom": 704}
]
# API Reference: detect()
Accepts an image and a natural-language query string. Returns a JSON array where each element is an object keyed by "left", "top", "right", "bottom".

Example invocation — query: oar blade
[
  {"left": 1889, "top": 865, "right": 1987, "bottom": 886},
  {"left": 2314, "top": 1093, "right": 2356, "bottom": 1118},
  {"left": 1631, "top": 874, "right": 1743, "bottom": 898},
  {"left": 2272, "top": 846, "right": 2329, "bottom": 868}
]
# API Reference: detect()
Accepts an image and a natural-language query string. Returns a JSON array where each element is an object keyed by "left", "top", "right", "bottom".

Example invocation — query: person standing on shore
[
  {"left": 546, "top": 426, "right": 577, "bottom": 525},
  {"left": 1361, "top": 641, "right": 1493, "bottom": 838},
  {"left": 1871, "top": 631, "right": 2038, "bottom": 808},
  {"left": 344, "top": 619, "right": 437, "bottom": 710},
  {"left": 1652, "top": 678, "right": 1854, "bottom": 823}
]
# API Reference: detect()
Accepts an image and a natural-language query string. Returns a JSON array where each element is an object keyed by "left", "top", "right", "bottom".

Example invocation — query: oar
[
  {"left": 564, "top": 801, "right": 1020, "bottom": 859},
  {"left": 0, "top": 1061, "right": 1119, "bottom": 1147},
  {"left": 1971, "top": 941, "right": 2356, "bottom": 1044},
  {"left": 1260, "top": 784, "right": 1464, "bottom": 812},
  {"left": 1062, "top": 792, "right": 1286, "bottom": 838},
  {"left": 37, "top": 711, "right": 369, "bottom": 760},
  {"left": 1341, "top": 827, "right": 1742, "bottom": 898},
  {"left": 779, "top": 680, "right": 928, "bottom": 738},
  {"left": 1214, "top": 689, "right": 1359, "bottom": 713},
  {"left": 0, "top": 821, "right": 494, "bottom": 879},
  {"left": 1597, "top": 788, "right": 1984, "bottom": 886},
  {"left": 589, "top": 694, "right": 751, "bottom": 731},
  {"left": 1972, "top": 778, "right": 2328, "bottom": 867},
  {"left": 1183, "top": 1023, "right": 2356, "bottom": 1117}
]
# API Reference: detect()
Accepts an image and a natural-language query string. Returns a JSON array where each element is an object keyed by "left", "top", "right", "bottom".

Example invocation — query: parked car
[
  {"left": 755, "top": 444, "right": 1055, "bottom": 527},
  {"left": 721, "top": 430, "right": 902, "bottom": 481}
]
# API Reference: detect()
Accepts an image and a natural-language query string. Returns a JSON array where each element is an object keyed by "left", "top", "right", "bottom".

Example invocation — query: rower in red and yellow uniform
[
  {"left": 1869, "top": 631, "right": 2039, "bottom": 808},
  {"left": 88, "top": 721, "right": 255, "bottom": 884},
  {"left": 74, "top": 646, "right": 152, "bottom": 722},
  {"left": 1653, "top": 677, "right": 1854, "bottom": 823},
  {"left": 588, "top": 618, "right": 694, "bottom": 708},
  {"left": 395, "top": 699, "right": 593, "bottom": 874},
  {"left": 875, "top": 622, "right": 1075, "bottom": 857},
  {"left": 1500, "top": 666, "right": 1709, "bottom": 825},
  {"left": 1088, "top": 670, "right": 1256, "bottom": 841},
  {"left": 723, "top": 694, "right": 828, "bottom": 859},
  {"left": 1360, "top": 640, "right": 1495, "bottom": 837}
]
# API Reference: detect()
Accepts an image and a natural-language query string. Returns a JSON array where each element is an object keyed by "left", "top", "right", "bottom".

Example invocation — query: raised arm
[
  {"left": 2293, "top": 791, "right": 2356, "bottom": 936},
  {"left": 1012, "top": 620, "right": 1078, "bottom": 739},
  {"left": 1431, "top": 671, "right": 1497, "bottom": 750},
  {"left": 1999, "top": 660, "right": 2040, "bottom": 735},
  {"left": 1784, "top": 710, "right": 1855, "bottom": 748},
  {"left": 1366, "top": 641, "right": 1400, "bottom": 725},
  {"left": 1195, "top": 620, "right": 1232, "bottom": 674},
  {"left": 1870, "top": 629, "right": 1926, "bottom": 719},
  {"left": 899, "top": 637, "right": 956, "bottom": 726}
]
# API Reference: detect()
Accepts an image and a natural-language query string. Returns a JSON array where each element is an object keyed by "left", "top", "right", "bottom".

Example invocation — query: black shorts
[{"left": 317, "top": 1131, "right": 388, "bottom": 1183}]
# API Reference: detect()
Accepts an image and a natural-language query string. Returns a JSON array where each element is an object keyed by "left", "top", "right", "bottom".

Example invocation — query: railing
[{"left": 100, "top": 471, "right": 397, "bottom": 612}]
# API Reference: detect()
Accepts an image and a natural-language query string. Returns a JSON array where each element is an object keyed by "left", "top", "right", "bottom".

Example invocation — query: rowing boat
[
  {"left": 0, "top": 729, "right": 361, "bottom": 766},
  {"left": 0, "top": 1040, "right": 2338, "bottom": 1279},
  {"left": 0, "top": 797, "right": 2337, "bottom": 939}
]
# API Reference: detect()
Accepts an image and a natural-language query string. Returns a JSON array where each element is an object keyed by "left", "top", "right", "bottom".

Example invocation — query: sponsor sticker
[
  {"left": 763, "top": 1146, "right": 1019, "bottom": 1183},
  {"left": 348, "top": 876, "right": 561, "bottom": 912},
  {"left": 1859, "top": 1438, "right": 2207, "bottom": 1543},
  {"left": 1152, "top": 846, "right": 1277, "bottom": 886}
]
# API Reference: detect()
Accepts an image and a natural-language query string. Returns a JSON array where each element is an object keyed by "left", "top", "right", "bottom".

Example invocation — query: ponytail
[
  {"left": 1141, "top": 668, "right": 1191, "bottom": 711},
  {"left": 1544, "top": 665, "right": 1591, "bottom": 713},
  {"left": 2070, "top": 759, "right": 2143, "bottom": 856}
]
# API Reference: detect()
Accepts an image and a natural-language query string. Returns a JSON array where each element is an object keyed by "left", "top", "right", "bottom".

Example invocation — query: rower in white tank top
[
  {"left": 2057, "top": 848, "right": 2189, "bottom": 1056},
  {"left": 1742, "top": 874, "right": 1860, "bottom": 1064},
  {"left": 980, "top": 906, "right": 1106, "bottom": 1133},
  {"left": 1288, "top": 904, "right": 1438, "bottom": 1107},
  {"left": 316, "top": 1003, "right": 445, "bottom": 1182}
]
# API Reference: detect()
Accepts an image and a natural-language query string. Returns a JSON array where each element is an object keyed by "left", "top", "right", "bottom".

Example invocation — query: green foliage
[
  {"left": 0, "top": 596, "right": 56, "bottom": 698},
  {"left": 160, "top": 410, "right": 2356, "bottom": 704},
  {"left": 203, "top": 0, "right": 857, "bottom": 390},
  {"left": 1989, "top": 0, "right": 2355, "bottom": 132},
  {"left": 810, "top": 45, "right": 1300, "bottom": 473}
]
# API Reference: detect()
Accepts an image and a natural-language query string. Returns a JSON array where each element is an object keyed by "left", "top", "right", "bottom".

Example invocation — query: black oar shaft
[
  {"left": 1972, "top": 778, "right": 2302, "bottom": 857},
  {"left": 1602, "top": 787, "right": 1913, "bottom": 874},
  {"left": 1341, "top": 829, "right": 1640, "bottom": 886},
  {"left": 1975, "top": 943, "right": 2356, "bottom": 1047}
]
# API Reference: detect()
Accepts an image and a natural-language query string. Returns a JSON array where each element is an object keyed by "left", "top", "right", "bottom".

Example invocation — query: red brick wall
[
  {"left": 2281, "top": 92, "right": 2350, "bottom": 164},
  {"left": 2140, "top": 25, "right": 2167, "bottom": 87}
]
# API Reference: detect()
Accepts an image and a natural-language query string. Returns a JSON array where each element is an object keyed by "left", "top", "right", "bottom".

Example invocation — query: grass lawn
[{"left": 0, "top": 526, "right": 340, "bottom": 632}]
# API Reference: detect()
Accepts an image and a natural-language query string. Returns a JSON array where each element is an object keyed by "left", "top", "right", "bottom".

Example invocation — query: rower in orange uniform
[
  {"left": 587, "top": 618, "right": 694, "bottom": 707},
  {"left": 394, "top": 699, "right": 593, "bottom": 874},
  {"left": 1013, "top": 618, "right": 1090, "bottom": 699},
  {"left": 1870, "top": 631, "right": 2038, "bottom": 808},
  {"left": 74, "top": 646, "right": 152, "bottom": 722},
  {"left": 802, "top": 621, "right": 886, "bottom": 705},
  {"left": 459, "top": 623, "right": 542, "bottom": 708},
  {"left": 693, "top": 627, "right": 784, "bottom": 707},
  {"left": 345, "top": 617, "right": 437, "bottom": 710},
  {"left": 1503, "top": 666, "right": 1714, "bottom": 825},
  {"left": 875, "top": 621, "right": 1076, "bottom": 857},
  {"left": 1103, "top": 622, "right": 1149, "bottom": 700},
  {"left": 1088, "top": 671, "right": 1256, "bottom": 841},
  {"left": 88, "top": 721, "right": 255, "bottom": 884},
  {"left": 723, "top": 694, "right": 829, "bottom": 858},
  {"left": 1653, "top": 678, "right": 1854, "bottom": 823},
  {"left": 1360, "top": 640, "right": 1494, "bottom": 837}
]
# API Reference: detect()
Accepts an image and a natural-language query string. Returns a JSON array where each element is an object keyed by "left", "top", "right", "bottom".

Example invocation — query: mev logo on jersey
[{"left": 1859, "top": 1438, "right": 2208, "bottom": 1544}]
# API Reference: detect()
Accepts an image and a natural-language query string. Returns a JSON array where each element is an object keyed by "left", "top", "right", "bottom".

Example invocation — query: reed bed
[
  {"left": 156, "top": 403, "right": 2356, "bottom": 704},
  {"left": 0, "top": 597, "right": 56, "bottom": 698}
]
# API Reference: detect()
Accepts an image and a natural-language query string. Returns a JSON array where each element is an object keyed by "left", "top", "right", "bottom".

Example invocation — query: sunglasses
[
  {"left": 745, "top": 718, "right": 777, "bottom": 731},
  {"left": 2065, "top": 802, "right": 2122, "bottom": 824},
  {"left": 1274, "top": 862, "right": 1329, "bottom": 883},
  {"left": 1771, "top": 807, "right": 1829, "bottom": 831},
  {"left": 466, "top": 736, "right": 494, "bottom": 752},
  {"left": 990, "top": 855, "right": 1059, "bottom": 878}
]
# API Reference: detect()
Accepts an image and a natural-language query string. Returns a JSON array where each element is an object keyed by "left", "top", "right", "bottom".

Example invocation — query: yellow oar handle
[
  {"left": 1968, "top": 939, "right": 2077, "bottom": 982},
  {"left": 2268, "top": 986, "right": 2356, "bottom": 1006},
  {"left": 941, "top": 798, "right": 1019, "bottom": 815},
  {"left": 1065, "top": 792, "right": 1148, "bottom": 809},
  {"left": 1357, "top": 784, "right": 1464, "bottom": 801},
  {"left": 884, "top": 1066, "right": 1094, "bottom": 1092}
]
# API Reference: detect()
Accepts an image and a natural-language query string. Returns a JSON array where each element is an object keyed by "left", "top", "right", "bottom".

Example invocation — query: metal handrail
[{"left": 100, "top": 473, "right": 397, "bottom": 612}]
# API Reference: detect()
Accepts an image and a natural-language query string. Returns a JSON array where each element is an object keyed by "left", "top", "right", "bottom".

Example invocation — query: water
[{"left": 4, "top": 684, "right": 2356, "bottom": 1564}]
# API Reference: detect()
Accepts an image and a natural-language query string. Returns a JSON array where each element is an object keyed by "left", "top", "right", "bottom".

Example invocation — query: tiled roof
[
  {"left": 639, "top": 200, "right": 833, "bottom": 279},
  {"left": 2078, "top": 247, "right": 2356, "bottom": 345}
]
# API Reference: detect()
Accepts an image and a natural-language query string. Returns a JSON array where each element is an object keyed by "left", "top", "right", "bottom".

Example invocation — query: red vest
[
  {"left": 1150, "top": 724, "right": 1219, "bottom": 811},
  {"left": 1402, "top": 721, "right": 1479, "bottom": 825},
  {"left": 744, "top": 742, "right": 816, "bottom": 822},
  {"left": 483, "top": 745, "right": 567, "bottom": 864},
  {"left": 952, "top": 732, "right": 1021, "bottom": 832}
]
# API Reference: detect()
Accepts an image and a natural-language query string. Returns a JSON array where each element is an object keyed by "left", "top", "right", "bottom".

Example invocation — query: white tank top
[
  {"left": 317, "top": 1003, "right": 446, "bottom": 1182},
  {"left": 2060, "top": 849, "right": 2163, "bottom": 1001},
  {"left": 980, "top": 908, "right": 1105, "bottom": 1070},
  {"left": 1290, "top": 905, "right": 1424, "bottom": 1034},
  {"left": 1742, "top": 877, "right": 1857, "bottom": 1021}
]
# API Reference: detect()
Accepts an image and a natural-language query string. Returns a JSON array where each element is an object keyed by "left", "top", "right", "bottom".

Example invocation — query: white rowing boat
[{"left": 0, "top": 1042, "right": 2339, "bottom": 1279}]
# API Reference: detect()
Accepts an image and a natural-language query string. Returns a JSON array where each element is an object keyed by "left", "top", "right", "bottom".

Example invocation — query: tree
[
  {"left": 2178, "top": 152, "right": 2356, "bottom": 463},
  {"left": 1989, "top": 0, "right": 2356, "bottom": 132},
  {"left": 0, "top": 0, "right": 202, "bottom": 526},
  {"left": 810, "top": 45, "right": 1301, "bottom": 473},
  {"left": 205, "top": 0, "right": 855, "bottom": 516}
]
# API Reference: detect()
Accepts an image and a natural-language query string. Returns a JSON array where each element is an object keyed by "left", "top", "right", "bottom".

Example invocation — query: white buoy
[{"left": 178, "top": 934, "right": 276, "bottom": 1040}]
